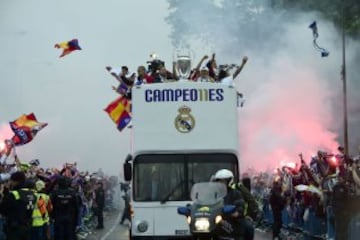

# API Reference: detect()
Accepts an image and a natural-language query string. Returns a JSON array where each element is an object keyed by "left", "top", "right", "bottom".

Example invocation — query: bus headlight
[
  {"left": 194, "top": 218, "right": 210, "bottom": 231},
  {"left": 215, "top": 215, "right": 222, "bottom": 224},
  {"left": 137, "top": 221, "right": 148, "bottom": 232}
]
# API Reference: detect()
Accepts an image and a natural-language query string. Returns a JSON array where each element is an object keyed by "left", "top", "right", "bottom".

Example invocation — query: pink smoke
[
  {"left": 0, "top": 123, "right": 13, "bottom": 142},
  {"left": 239, "top": 60, "right": 339, "bottom": 173},
  {"left": 0, "top": 123, "right": 13, "bottom": 152}
]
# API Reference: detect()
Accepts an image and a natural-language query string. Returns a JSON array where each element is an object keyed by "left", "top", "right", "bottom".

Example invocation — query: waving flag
[
  {"left": 54, "top": 38, "right": 82, "bottom": 58},
  {"left": 9, "top": 113, "right": 48, "bottom": 146},
  {"left": 115, "top": 82, "right": 129, "bottom": 95},
  {"left": 309, "top": 21, "right": 329, "bottom": 57},
  {"left": 104, "top": 96, "right": 131, "bottom": 131}
]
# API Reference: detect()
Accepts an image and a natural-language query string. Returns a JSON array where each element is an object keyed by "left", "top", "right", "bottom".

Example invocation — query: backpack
[
  {"left": 36, "top": 193, "right": 52, "bottom": 223},
  {"left": 37, "top": 195, "right": 47, "bottom": 217}
]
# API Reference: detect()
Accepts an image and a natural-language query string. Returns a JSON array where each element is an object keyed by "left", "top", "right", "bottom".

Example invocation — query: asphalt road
[
  {"left": 87, "top": 210, "right": 272, "bottom": 240},
  {"left": 86, "top": 192, "right": 272, "bottom": 240}
]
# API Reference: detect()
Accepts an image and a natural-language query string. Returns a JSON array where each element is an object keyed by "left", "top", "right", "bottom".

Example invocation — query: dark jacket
[
  {"left": 233, "top": 182, "right": 259, "bottom": 220},
  {"left": 50, "top": 188, "right": 78, "bottom": 219},
  {"left": 224, "top": 187, "right": 245, "bottom": 217},
  {"left": 95, "top": 187, "right": 105, "bottom": 209},
  {"left": 269, "top": 185, "right": 285, "bottom": 214},
  {"left": 0, "top": 184, "right": 36, "bottom": 226}
]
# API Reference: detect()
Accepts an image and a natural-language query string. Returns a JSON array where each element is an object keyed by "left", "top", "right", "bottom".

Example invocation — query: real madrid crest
[{"left": 174, "top": 105, "right": 195, "bottom": 133}]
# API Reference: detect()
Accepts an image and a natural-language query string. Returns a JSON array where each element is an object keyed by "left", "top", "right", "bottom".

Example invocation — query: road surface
[{"left": 86, "top": 206, "right": 272, "bottom": 240}]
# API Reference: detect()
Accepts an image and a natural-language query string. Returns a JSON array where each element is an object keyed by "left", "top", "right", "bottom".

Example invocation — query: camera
[{"left": 147, "top": 59, "right": 165, "bottom": 74}]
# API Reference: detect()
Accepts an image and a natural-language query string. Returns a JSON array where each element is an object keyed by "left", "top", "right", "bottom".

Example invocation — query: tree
[{"left": 271, "top": 0, "right": 360, "bottom": 37}]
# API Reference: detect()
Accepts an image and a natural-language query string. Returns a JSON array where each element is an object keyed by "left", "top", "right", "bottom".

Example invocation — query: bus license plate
[{"left": 175, "top": 229, "right": 189, "bottom": 235}]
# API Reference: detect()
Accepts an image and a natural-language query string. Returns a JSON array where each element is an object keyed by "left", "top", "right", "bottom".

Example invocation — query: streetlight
[{"left": 341, "top": 0, "right": 349, "bottom": 155}]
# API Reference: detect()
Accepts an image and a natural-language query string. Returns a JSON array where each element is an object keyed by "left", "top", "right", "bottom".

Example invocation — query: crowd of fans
[
  {"left": 0, "top": 151, "right": 119, "bottom": 240},
  {"left": 242, "top": 146, "right": 360, "bottom": 240},
  {"left": 2, "top": 54, "right": 355, "bottom": 240},
  {"left": 104, "top": 54, "right": 360, "bottom": 240}
]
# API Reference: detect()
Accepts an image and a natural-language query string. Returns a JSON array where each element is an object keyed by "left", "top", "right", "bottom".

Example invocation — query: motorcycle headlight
[
  {"left": 194, "top": 218, "right": 210, "bottom": 231},
  {"left": 215, "top": 215, "right": 222, "bottom": 224}
]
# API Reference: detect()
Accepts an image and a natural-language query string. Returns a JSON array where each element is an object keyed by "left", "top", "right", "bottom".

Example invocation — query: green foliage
[
  {"left": 272, "top": 0, "right": 360, "bottom": 37},
  {"left": 165, "top": 0, "right": 359, "bottom": 53}
]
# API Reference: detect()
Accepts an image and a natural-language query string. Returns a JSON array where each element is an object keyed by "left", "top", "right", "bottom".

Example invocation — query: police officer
[
  {"left": 32, "top": 180, "right": 52, "bottom": 240},
  {"left": 213, "top": 169, "right": 246, "bottom": 240},
  {"left": 50, "top": 176, "right": 79, "bottom": 240},
  {"left": 94, "top": 181, "right": 105, "bottom": 229},
  {"left": 0, "top": 171, "right": 37, "bottom": 240}
]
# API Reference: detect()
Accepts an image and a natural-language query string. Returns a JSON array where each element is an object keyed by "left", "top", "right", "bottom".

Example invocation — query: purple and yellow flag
[
  {"left": 104, "top": 96, "right": 131, "bottom": 131},
  {"left": 10, "top": 113, "right": 48, "bottom": 146},
  {"left": 54, "top": 38, "right": 82, "bottom": 58}
]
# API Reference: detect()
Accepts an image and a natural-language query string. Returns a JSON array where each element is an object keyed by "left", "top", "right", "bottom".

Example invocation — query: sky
[{"left": 0, "top": 0, "right": 174, "bottom": 176}]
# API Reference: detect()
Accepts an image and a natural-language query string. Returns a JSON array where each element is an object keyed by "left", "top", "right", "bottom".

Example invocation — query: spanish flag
[
  {"left": 104, "top": 96, "right": 131, "bottom": 131},
  {"left": 10, "top": 113, "right": 48, "bottom": 146}
]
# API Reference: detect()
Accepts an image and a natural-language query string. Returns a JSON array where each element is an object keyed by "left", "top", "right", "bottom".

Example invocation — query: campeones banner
[{"left": 144, "top": 88, "right": 225, "bottom": 102}]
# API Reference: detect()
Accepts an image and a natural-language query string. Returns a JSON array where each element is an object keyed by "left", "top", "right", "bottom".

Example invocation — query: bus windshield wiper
[{"left": 160, "top": 180, "right": 184, "bottom": 204}]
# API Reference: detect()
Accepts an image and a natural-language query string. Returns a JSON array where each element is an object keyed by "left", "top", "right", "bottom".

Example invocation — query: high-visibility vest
[
  {"left": 19, "top": 162, "right": 31, "bottom": 172},
  {"left": 32, "top": 192, "right": 51, "bottom": 227}
]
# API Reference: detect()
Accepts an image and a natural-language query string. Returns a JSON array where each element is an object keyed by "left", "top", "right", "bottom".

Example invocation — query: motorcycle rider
[{"left": 213, "top": 169, "right": 246, "bottom": 240}]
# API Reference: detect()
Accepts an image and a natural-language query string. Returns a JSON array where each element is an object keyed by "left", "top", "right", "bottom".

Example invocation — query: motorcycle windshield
[{"left": 190, "top": 182, "right": 227, "bottom": 205}]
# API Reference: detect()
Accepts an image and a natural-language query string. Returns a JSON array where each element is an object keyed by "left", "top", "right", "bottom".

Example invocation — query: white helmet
[{"left": 213, "top": 169, "right": 234, "bottom": 186}]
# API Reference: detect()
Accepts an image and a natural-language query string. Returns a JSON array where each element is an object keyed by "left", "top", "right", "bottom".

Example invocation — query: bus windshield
[{"left": 133, "top": 154, "right": 238, "bottom": 202}]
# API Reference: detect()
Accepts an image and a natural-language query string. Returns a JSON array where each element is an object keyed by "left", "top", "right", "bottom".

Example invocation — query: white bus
[{"left": 123, "top": 81, "right": 240, "bottom": 239}]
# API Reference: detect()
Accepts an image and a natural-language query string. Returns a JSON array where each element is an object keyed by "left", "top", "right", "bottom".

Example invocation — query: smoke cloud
[{"left": 166, "top": 0, "right": 360, "bottom": 172}]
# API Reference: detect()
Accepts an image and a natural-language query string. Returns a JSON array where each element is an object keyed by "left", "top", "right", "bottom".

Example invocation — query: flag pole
[{"left": 341, "top": 0, "right": 349, "bottom": 155}]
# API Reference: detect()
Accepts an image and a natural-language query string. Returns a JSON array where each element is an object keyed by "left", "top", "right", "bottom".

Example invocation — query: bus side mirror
[
  {"left": 124, "top": 154, "right": 132, "bottom": 181},
  {"left": 177, "top": 206, "right": 191, "bottom": 216}
]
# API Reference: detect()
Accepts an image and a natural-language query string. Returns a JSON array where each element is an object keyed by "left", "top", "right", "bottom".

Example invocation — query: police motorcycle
[{"left": 177, "top": 182, "right": 240, "bottom": 240}]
